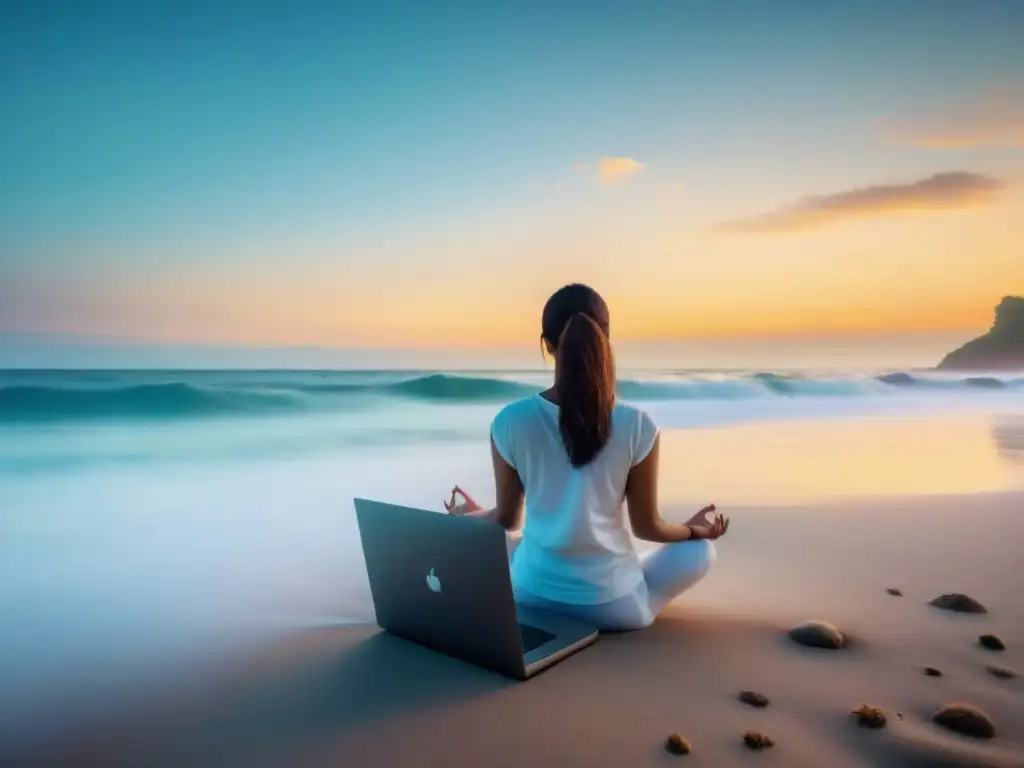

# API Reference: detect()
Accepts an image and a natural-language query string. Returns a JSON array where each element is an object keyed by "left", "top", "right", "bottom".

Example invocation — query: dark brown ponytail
[{"left": 541, "top": 284, "right": 615, "bottom": 468}]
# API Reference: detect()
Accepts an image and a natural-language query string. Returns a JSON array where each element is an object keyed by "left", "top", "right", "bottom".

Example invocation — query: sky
[{"left": 1, "top": 0, "right": 1023, "bottom": 361}]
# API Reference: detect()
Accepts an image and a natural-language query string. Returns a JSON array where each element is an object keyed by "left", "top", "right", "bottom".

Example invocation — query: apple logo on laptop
[{"left": 426, "top": 568, "right": 442, "bottom": 594}]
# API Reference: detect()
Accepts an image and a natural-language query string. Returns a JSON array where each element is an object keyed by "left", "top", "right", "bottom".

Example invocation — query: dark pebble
[
  {"left": 979, "top": 634, "right": 1005, "bottom": 651},
  {"left": 788, "top": 620, "right": 845, "bottom": 649},
  {"left": 851, "top": 705, "right": 887, "bottom": 729},
  {"left": 924, "top": 667, "right": 943, "bottom": 677},
  {"left": 738, "top": 691, "right": 769, "bottom": 708},
  {"left": 932, "top": 703, "right": 995, "bottom": 739},
  {"left": 929, "top": 593, "right": 987, "bottom": 614},
  {"left": 665, "top": 733, "right": 692, "bottom": 755},
  {"left": 987, "top": 666, "right": 1016, "bottom": 680},
  {"left": 743, "top": 731, "right": 774, "bottom": 750},
  {"left": 886, "top": 587, "right": 904, "bottom": 597}
]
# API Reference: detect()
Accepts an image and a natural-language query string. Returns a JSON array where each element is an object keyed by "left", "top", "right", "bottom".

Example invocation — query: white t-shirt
[{"left": 490, "top": 394, "right": 660, "bottom": 605}]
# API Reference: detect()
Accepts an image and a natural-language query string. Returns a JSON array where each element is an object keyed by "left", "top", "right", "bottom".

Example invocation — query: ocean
[
  {"left": 2, "top": 366, "right": 1023, "bottom": 747},
  {"left": 1, "top": 367, "right": 1022, "bottom": 474}
]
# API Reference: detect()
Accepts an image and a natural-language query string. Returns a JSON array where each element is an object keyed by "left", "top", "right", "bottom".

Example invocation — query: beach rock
[
  {"left": 987, "top": 666, "right": 1016, "bottom": 680},
  {"left": 743, "top": 731, "right": 774, "bottom": 750},
  {"left": 932, "top": 703, "right": 995, "bottom": 739},
  {"left": 878, "top": 372, "right": 916, "bottom": 386},
  {"left": 924, "top": 667, "right": 943, "bottom": 677},
  {"left": 979, "top": 633, "right": 1006, "bottom": 651},
  {"left": 665, "top": 733, "right": 691, "bottom": 755},
  {"left": 929, "top": 593, "right": 988, "bottom": 614},
  {"left": 851, "top": 705, "right": 887, "bottom": 729},
  {"left": 886, "top": 587, "right": 904, "bottom": 597},
  {"left": 738, "top": 690, "right": 769, "bottom": 708},
  {"left": 788, "top": 620, "right": 845, "bottom": 649}
]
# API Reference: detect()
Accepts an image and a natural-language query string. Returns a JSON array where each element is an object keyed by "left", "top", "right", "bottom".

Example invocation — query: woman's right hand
[{"left": 685, "top": 504, "right": 729, "bottom": 540}]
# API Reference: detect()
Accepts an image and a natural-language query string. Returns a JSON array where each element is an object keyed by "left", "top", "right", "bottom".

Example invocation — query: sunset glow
[{"left": 1, "top": 2, "right": 1022, "bottom": 352}]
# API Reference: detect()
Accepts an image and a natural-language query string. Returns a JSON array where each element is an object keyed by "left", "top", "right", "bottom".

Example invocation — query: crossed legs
[{"left": 511, "top": 538, "right": 717, "bottom": 631}]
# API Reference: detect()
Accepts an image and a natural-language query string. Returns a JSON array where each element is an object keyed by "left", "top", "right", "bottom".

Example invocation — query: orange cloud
[
  {"left": 889, "top": 91, "right": 1024, "bottom": 149},
  {"left": 595, "top": 156, "right": 645, "bottom": 184},
  {"left": 717, "top": 172, "right": 1007, "bottom": 234}
]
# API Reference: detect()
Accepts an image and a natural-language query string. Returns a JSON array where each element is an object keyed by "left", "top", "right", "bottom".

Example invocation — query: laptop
[{"left": 354, "top": 498, "right": 599, "bottom": 680}]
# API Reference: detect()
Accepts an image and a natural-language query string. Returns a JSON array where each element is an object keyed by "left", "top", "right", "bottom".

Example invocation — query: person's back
[
  {"left": 446, "top": 283, "right": 729, "bottom": 631},
  {"left": 492, "top": 394, "right": 656, "bottom": 605}
]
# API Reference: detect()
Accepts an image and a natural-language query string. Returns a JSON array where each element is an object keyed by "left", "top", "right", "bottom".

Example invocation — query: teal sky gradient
[{"left": 2, "top": 0, "right": 1023, "bottom": 349}]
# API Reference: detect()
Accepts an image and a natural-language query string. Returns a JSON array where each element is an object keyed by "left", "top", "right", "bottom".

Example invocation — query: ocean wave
[
  {"left": 0, "top": 371, "right": 1021, "bottom": 423},
  {"left": 875, "top": 372, "right": 1013, "bottom": 390},
  {"left": 384, "top": 373, "right": 537, "bottom": 401},
  {"left": 235, "top": 373, "right": 539, "bottom": 401},
  {"left": 0, "top": 374, "right": 541, "bottom": 423},
  {"left": 0, "top": 383, "right": 302, "bottom": 423}
]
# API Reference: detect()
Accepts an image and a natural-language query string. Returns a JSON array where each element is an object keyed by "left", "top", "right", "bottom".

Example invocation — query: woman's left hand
[{"left": 444, "top": 485, "right": 484, "bottom": 516}]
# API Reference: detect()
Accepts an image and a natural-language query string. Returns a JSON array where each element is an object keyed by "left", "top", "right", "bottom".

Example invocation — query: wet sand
[{"left": 8, "top": 489, "right": 1023, "bottom": 767}]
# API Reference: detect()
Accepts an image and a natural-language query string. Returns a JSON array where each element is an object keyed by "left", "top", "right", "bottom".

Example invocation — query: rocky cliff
[{"left": 938, "top": 296, "right": 1024, "bottom": 370}]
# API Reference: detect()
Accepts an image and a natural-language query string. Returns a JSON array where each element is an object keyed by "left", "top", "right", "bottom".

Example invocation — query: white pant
[{"left": 511, "top": 538, "right": 717, "bottom": 631}]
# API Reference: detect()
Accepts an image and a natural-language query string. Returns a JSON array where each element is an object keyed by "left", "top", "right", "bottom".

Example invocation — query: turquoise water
[
  {"left": 2, "top": 368, "right": 1021, "bottom": 424},
  {"left": 2, "top": 368, "right": 1022, "bottom": 472},
  {"left": 1, "top": 367, "right": 1023, "bottom": 748}
]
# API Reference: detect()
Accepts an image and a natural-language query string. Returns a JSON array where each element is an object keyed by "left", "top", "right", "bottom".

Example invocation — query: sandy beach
[
  {"left": 7, "top": 485, "right": 1023, "bottom": 768},
  {"left": 5, "top": 1, "right": 1024, "bottom": 763}
]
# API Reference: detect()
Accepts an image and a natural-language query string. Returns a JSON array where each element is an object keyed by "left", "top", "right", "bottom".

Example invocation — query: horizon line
[{"left": 0, "top": 327, "right": 982, "bottom": 351}]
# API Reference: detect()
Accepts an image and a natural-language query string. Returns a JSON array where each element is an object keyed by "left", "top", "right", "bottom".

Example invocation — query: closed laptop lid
[{"left": 354, "top": 498, "right": 526, "bottom": 677}]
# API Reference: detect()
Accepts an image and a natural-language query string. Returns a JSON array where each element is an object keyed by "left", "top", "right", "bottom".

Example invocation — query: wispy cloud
[
  {"left": 595, "top": 156, "right": 645, "bottom": 184},
  {"left": 887, "top": 91, "right": 1024, "bottom": 149},
  {"left": 717, "top": 172, "right": 1007, "bottom": 234}
]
